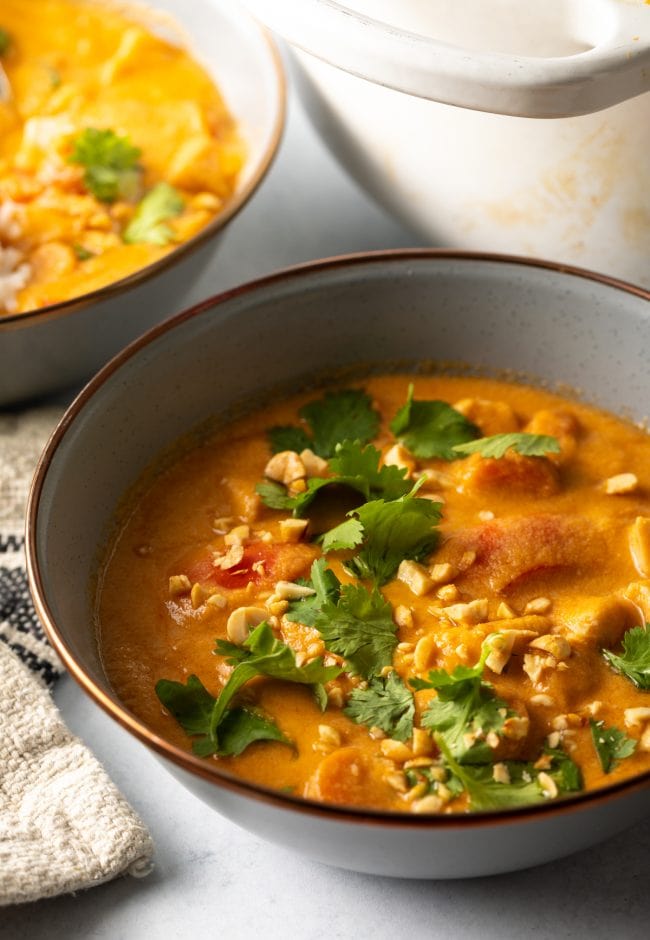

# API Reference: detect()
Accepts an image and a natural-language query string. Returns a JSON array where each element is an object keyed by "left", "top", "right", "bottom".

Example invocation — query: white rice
[{"left": 0, "top": 200, "right": 31, "bottom": 314}]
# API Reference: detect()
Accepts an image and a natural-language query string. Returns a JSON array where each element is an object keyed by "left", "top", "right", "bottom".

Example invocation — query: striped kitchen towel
[{"left": 0, "top": 405, "right": 153, "bottom": 906}]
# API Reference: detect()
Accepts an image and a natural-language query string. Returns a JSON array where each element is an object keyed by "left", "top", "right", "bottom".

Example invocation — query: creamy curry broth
[
  {"left": 98, "top": 376, "right": 650, "bottom": 812},
  {"left": 0, "top": 0, "right": 243, "bottom": 314}
]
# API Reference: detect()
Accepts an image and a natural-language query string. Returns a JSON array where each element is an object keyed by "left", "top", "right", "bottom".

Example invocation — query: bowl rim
[
  {"left": 240, "top": 0, "right": 650, "bottom": 118},
  {"left": 27, "top": 248, "right": 650, "bottom": 828},
  {"left": 0, "top": 2, "right": 286, "bottom": 334}
]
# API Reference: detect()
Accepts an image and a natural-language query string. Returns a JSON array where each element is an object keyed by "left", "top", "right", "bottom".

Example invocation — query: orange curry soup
[
  {"left": 0, "top": 0, "right": 243, "bottom": 314},
  {"left": 98, "top": 375, "right": 650, "bottom": 813}
]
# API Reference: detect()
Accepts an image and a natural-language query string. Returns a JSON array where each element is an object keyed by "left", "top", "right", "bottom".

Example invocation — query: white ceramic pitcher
[{"left": 242, "top": 0, "right": 650, "bottom": 286}]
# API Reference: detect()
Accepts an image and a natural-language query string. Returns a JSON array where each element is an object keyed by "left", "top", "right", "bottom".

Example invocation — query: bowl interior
[{"left": 30, "top": 252, "right": 650, "bottom": 778}]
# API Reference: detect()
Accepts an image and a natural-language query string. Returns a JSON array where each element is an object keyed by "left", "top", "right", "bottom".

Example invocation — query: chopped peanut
[
  {"left": 279, "top": 518, "right": 309, "bottom": 543},
  {"left": 274, "top": 580, "right": 316, "bottom": 600},
  {"left": 226, "top": 606, "right": 267, "bottom": 645},
  {"left": 383, "top": 443, "right": 416, "bottom": 476},
  {"left": 529, "top": 634, "right": 572, "bottom": 661},
  {"left": 493, "top": 762, "right": 511, "bottom": 785},
  {"left": 524, "top": 597, "right": 552, "bottom": 615},
  {"left": 411, "top": 795, "right": 444, "bottom": 814},
  {"left": 538, "top": 772, "right": 558, "bottom": 799},
  {"left": 224, "top": 524, "right": 250, "bottom": 546},
  {"left": 496, "top": 601, "right": 517, "bottom": 619},
  {"left": 413, "top": 634, "right": 438, "bottom": 673},
  {"left": 429, "top": 562, "right": 456, "bottom": 586},
  {"left": 380, "top": 740, "right": 413, "bottom": 763},
  {"left": 437, "top": 584, "right": 460, "bottom": 603},
  {"left": 629, "top": 517, "right": 650, "bottom": 577},
  {"left": 604, "top": 472, "right": 639, "bottom": 495},
  {"left": 440, "top": 598, "right": 488, "bottom": 625},
  {"left": 264, "top": 451, "right": 306, "bottom": 486},
  {"left": 168, "top": 574, "right": 191, "bottom": 597},
  {"left": 394, "top": 605, "right": 414, "bottom": 629},
  {"left": 624, "top": 707, "right": 650, "bottom": 730},
  {"left": 397, "top": 560, "right": 433, "bottom": 597},
  {"left": 300, "top": 448, "right": 328, "bottom": 477}
]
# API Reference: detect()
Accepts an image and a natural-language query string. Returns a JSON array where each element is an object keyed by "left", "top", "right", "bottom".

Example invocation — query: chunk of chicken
[
  {"left": 524, "top": 408, "right": 581, "bottom": 465},
  {"left": 437, "top": 514, "right": 603, "bottom": 593},
  {"left": 456, "top": 452, "right": 560, "bottom": 498},
  {"left": 554, "top": 594, "right": 639, "bottom": 648},
  {"left": 453, "top": 398, "right": 519, "bottom": 436}
]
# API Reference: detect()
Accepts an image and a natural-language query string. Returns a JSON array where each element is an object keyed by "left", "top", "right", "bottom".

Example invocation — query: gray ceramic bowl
[
  {"left": 0, "top": 0, "right": 284, "bottom": 406},
  {"left": 28, "top": 252, "right": 650, "bottom": 879}
]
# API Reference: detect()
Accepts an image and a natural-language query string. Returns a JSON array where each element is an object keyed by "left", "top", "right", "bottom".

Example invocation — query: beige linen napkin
[{"left": 0, "top": 406, "right": 154, "bottom": 905}]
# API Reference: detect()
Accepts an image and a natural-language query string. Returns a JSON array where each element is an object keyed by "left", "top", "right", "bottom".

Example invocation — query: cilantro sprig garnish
[
  {"left": 257, "top": 440, "right": 410, "bottom": 517},
  {"left": 437, "top": 737, "right": 582, "bottom": 811},
  {"left": 412, "top": 649, "right": 518, "bottom": 764},
  {"left": 69, "top": 128, "right": 142, "bottom": 203},
  {"left": 452, "top": 433, "right": 561, "bottom": 459},
  {"left": 321, "top": 485, "right": 441, "bottom": 586},
  {"left": 269, "top": 389, "right": 380, "bottom": 459},
  {"left": 389, "top": 384, "right": 479, "bottom": 459},
  {"left": 315, "top": 583, "right": 397, "bottom": 678},
  {"left": 284, "top": 558, "right": 340, "bottom": 628},
  {"left": 589, "top": 719, "right": 637, "bottom": 773},
  {"left": 154, "top": 674, "right": 290, "bottom": 757},
  {"left": 285, "top": 559, "right": 398, "bottom": 677},
  {"left": 156, "top": 622, "right": 341, "bottom": 756},
  {"left": 123, "top": 181, "right": 184, "bottom": 245},
  {"left": 344, "top": 673, "right": 415, "bottom": 742},
  {"left": 603, "top": 624, "right": 650, "bottom": 690},
  {"left": 389, "top": 386, "right": 560, "bottom": 462}
]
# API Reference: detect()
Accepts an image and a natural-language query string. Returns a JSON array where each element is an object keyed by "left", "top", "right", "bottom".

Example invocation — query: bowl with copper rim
[
  {"left": 27, "top": 250, "right": 650, "bottom": 878},
  {"left": 0, "top": 0, "right": 285, "bottom": 406}
]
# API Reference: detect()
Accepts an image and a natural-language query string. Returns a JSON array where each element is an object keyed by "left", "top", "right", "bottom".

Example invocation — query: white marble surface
[{"left": 4, "top": 53, "right": 650, "bottom": 938}]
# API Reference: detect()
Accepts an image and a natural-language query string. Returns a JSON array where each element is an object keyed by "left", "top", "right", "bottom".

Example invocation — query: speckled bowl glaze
[
  {"left": 0, "top": 0, "right": 285, "bottom": 406},
  {"left": 28, "top": 252, "right": 650, "bottom": 879}
]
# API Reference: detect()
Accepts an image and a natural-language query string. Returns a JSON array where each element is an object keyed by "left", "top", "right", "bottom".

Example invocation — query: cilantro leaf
[
  {"left": 214, "top": 621, "right": 340, "bottom": 687},
  {"left": 0, "top": 28, "right": 11, "bottom": 55},
  {"left": 69, "top": 128, "right": 142, "bottom": 203},
  {"left": 123, "top": 181, "right": 184, "bottom": 245},
  {"left": 255, "top": 479, "right": 299, "bottom": 511},
  {"left": 156, "top": 673, "right": 215, "bottom": 736},
  {"left": 155, "top": 675, "right": 290, "bottom": 757},
  {"left": 315, "top": 582, "right": 397, "bottom": 677},
  {"left": 589, "top": 719, "right": 637, "bottom": 773},
  {"left": 300, "top": 389, "right": 380, "bottom": 458},
  {"left": 267, "top": 389, "right": 380, "bottom": 459},
  {"left": 211, "top": 707, "right": 292, "bottom": 757},
  {"left": 344, "top": 673, "right": 415, "bottom": 742},
  {"left": 413, "top": 650, "right": 518, "bottom": 764},
  {"left": 603, "top": 624, "right": 650, "bottom": 689},
  {"left": 157, "top": 622, "right": 341, "bottom": 754},
  {"left": 452, "top": 433, "right": 561, "bottom": 459},
  {"left": 328, "top": 441, "right": 411, "bottom": 501},
  {"left": 389, "top": 384, "right": 479, "bottom": 459},
  {"left": 285, "top": 560, "right": 398, "bottom": 677},
  {"left": 285, "top": 558, "right": 341, "bottom": 628},
  {"left": 256, "top": 441, "right": 410, "bottom": 518},
  {"left": 341, "top": 491, "right": 441, "bottom": 586},
  {"left": 437, "top": 737, "right": 582, "bottom": 811},
  {"left": 320, "top": 517, "right": 364, "bottom": 553},
  {"left": 268, "top": 426, "right": 312, "bottom": 454}
]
